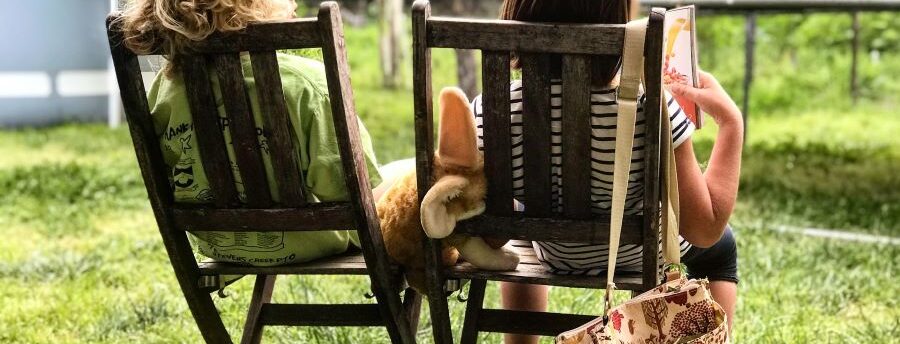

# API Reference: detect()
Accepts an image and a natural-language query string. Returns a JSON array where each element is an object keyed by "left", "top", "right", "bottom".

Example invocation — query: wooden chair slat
[
  {"left": 413, "top": 3, "right": 454, "bottom": 344},
  {"left": 171, "top": 202, "right": 356, "bottom": 232},
  {"left": 318, "top": 4, "right": 388, "bottom": 277},
  {"left": 413, "top": 9, "right": 436, "bottom": 202},
  {"left": 197, "top": 250, "right": 400, "bottom": 275},
  {"left": 318, "top": 7, "right": 368, "bottom": 207},
  {"left": 182, "top": 55, "right": 240, "bottom": 207},
  {"left": 481, "top": 51, "right": 514, "bottom": 216},
  {"left": 454, "top": 214, "right": 644, "bottom": 244},
  {"left": 213, "top": 53, "right": 272, "bottom": 207},
  {"left": 427, "top": 17, "right": 625, "bottom": 55},
  {"left": 106, "top": 20, "right": 174, "bottom": 209},
  {"left": 249, "top": 51, "right": 307, "bottom": 207},
  {"left": 520, "top": 53, "right": 553, "bottom": 217},
  {"left": 561, "top": 55, "right": 593, "bottom": 219},
  {"left": 147, "top": 19, "right": 322, "bottom": 55},
  {"left": 260, "top": 304, "right": 383, "bottom": 327},
  {"left": 475, "top": 310, "right": 599, "bottom": 337},
  {"left": 446, "top": 244, "right": 644, "bottom": 289},
  {"left": 199, "top": 261, "right": 368, "bottom": 276},
  {"left": 642, "top": 10, "right": 666, "bottom": 288}
]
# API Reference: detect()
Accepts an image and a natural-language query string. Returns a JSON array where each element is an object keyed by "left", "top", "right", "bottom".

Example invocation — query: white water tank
[{"left": 0, "top": 0, "right": 113, "bottom": 127}]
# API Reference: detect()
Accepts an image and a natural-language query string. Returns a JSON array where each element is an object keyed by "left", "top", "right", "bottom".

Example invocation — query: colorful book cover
[{"left": 664, "top": 6, "right": 702, "bottom": 129}]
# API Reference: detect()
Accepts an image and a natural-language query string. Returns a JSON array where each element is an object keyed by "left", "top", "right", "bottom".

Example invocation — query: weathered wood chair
[
  {"left": 107, "top": 3, "right": 419, "bottom": 343},
  {"left": 412, "top": 1, "right": 667, "bottom": 342}
]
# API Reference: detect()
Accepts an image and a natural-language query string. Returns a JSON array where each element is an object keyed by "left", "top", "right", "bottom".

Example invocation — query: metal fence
[{"left": 0, "top": 0, "right": 118, "bottom": 127}]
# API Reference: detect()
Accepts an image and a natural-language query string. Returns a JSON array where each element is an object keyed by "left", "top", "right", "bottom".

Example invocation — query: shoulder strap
[
  {"left": 605, "top": 17, "right": 681, "bottom": 315},
  {"left": 660, "top": 98, "right": 681, "bottom": 266}
]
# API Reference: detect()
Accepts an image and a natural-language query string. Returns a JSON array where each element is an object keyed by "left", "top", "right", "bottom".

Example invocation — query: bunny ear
[
  {"left": 421, "top": 175, "right": 469, "bottom": 239},
  {"left": 438, "top": 87, "right": 478, "bottom": 169}
]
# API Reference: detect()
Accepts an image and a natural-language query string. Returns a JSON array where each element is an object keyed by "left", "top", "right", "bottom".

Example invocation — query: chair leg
[
  {"left": 423, "top": 240, "right": 453, "bottom": 344},
  {"left": 460, "top": 279, "right": 487, "bottom": 344},
  {"left": 425, "top": 282, "right": 453, "bottom": 344},
  {"left": 179, "top": 276, "right": 232, "bottom": 343},
  {"left": 402, "top": 287, "right": 423, "bottom": 339},
  {"left": 368, "top": 274, "right": 418, "bottom": 344},
  {"left": 162, "top": 231, "right": 233, "bottom": 343},
  {"left": 240, "top": 275, "right": 276, "bottom": 344}
]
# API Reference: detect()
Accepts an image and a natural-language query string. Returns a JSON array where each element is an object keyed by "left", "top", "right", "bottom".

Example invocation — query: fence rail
[{"left": 643, "top": 0, "right": 900, "bottom": 12}]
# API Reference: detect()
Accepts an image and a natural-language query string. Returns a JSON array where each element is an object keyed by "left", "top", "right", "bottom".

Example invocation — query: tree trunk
[
  {"left": 850, "top": 11, "right": 860, "bottom": 105},
  {"left": 455, "top": 50, "right": 479, "bottom": 98},
  {"left": 379, "top": 0, "right": 405, "bottom": 89},
  {"left": 452, "top": 0, "right": 479, "bottom": 97}
]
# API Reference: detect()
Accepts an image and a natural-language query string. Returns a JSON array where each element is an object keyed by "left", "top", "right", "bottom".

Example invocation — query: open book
[{"left": 664, "top": 6, "right": 702, "bottom": 129}]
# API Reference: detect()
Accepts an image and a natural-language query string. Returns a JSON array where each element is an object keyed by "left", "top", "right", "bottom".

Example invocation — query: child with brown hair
[
  {"left": 118, "top": 0, "right": 383, "bottom": 266},
  {"left": 470, "top": 1, "right": 743, "bottom": 343}
]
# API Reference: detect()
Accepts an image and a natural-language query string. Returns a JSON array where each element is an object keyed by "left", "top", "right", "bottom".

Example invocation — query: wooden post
[
  {"left": 455, "top": 50, "right": 479, "bottom": 97},
  {"left": 851, "top": 11, "right": 860, "bottom": 105},
  {"left": 379, "top": 0, "right": 405, "bottom": 88},
  {"left": 412, "top": 2, "right": 454, "bottom": 343},
  {"left": 107, "top": 0, "right": 122, "bottom": 128},
  {"left": 743, "top": 12, "right": 756, "bottom": 139},
  {"left": 452, "top": 0, "right": 479, "bottom": 97}
]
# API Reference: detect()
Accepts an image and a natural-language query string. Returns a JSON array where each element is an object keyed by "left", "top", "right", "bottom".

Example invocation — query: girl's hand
[
  {"left": 669, "top": 72, "right": 743, "bottom": 250},
  {"left": 668, "top": 71, "right": 743, "bottom": 128}
]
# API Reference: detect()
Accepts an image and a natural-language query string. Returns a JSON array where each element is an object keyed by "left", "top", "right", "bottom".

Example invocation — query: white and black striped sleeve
[{"left": 664, "top": 91, "right": 695, "bottom": 148}]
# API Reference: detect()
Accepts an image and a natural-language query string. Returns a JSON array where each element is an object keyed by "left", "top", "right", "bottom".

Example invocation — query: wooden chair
[
  {"left": 107, "top": 3, "right": 420, "bottom": 343},
  {"left": 411, "top": 1, "right": 667, "bottom": 342}
]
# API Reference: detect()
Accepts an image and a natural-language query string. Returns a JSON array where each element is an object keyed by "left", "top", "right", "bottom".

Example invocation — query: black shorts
[{"left": 681, "top": 225, "right": 739, "bottom": 284}]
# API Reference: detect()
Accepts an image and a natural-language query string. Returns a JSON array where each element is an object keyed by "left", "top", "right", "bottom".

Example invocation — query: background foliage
[{"left": 697, "top": 13, "right": 900, "bottom": 113}]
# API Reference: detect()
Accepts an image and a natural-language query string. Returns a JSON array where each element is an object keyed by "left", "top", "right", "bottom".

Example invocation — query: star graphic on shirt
[{"left": 180, "top": 134, "right": 193, "bottom": 153}]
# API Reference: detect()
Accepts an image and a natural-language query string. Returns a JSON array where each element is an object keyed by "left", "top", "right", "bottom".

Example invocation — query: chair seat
[
  {"left": 445, "top": 241, "right": 646, "bottom": 290},
  {"left": 198, "top": 249, "right": 398, "bottom": 276}
]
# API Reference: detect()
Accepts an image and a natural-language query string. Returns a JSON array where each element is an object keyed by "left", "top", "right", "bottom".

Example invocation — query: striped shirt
[{"left": 471, "top": 79, "right": 695, "bottom": 274}]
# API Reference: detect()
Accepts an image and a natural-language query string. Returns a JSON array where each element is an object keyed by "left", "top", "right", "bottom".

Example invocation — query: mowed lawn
[{"left": 1, "top": 26, "right": 898, "bottom": 343}]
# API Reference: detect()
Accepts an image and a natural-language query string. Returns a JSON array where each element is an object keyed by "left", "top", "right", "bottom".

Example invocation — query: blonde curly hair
[{"left": 118, "top": 0, "right": 297, "bottom": 75}]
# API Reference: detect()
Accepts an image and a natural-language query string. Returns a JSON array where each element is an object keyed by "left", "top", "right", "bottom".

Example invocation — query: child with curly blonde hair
[{"left": 118, "top": 0, "right": 383, "bottom": 266}]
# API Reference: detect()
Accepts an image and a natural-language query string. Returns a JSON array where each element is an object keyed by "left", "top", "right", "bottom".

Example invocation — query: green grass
[
  {"left": 1, "top": 24, "right": 898, "bottom": 343},
  {"left": 693, "top": 108, "right": 900, "bottom": 237}
]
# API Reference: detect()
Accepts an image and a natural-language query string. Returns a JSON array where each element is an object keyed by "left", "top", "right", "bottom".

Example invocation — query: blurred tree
[
  {"left": 379, "top": 0, "right": 406, "bottom": 88},
  {"left": 452, "top": 0, "right": 479, "bottom": 97}
]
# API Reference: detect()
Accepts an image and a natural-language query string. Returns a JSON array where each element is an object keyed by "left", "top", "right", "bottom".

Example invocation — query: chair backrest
[
  {"left": 412, "top": 1, "right": 667, "bottom": 288},
  {"left": 106, "top": 3, "right": 385, "bottom": 258}
]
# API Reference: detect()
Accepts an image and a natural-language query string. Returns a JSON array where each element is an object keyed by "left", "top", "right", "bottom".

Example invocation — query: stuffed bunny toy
[{"left": 376, "top": 87, "right": 520, "bottom": 293}]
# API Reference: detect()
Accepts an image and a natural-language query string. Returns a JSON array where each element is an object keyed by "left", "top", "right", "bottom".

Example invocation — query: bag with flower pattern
[{"left": 555, "top": 17, "right": 729, "bottom": 344}]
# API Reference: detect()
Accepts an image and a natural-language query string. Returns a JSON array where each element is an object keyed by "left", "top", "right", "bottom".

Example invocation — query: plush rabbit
[{"left": 376, "top": 87, "right": 519, "bottom": 293}]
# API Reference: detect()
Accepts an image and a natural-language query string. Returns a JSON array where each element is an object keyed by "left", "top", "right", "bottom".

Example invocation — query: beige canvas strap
[
  {"left": 660, "top": 96, "right": 681, "bottom": 266},
  {"left": 605, "top": 17, "right": 681, "bottom": 315}
]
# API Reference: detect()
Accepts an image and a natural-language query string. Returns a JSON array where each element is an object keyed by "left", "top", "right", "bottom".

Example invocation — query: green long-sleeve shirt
[{"left": 148, "top": 53, "right": 381, "bottom": 266}]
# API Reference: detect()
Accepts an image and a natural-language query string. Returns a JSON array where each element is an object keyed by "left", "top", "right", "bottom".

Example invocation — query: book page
[{"left": 664, "top": 6, "right": 702, "bottom": 128}]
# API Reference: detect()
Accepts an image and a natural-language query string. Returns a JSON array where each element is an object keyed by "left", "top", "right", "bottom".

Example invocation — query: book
[{"left": 663, "top": 6, "right": 702, "bottom": 129}]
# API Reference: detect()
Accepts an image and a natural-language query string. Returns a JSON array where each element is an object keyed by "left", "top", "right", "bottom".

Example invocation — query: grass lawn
[{"left": 1, "top": 25, "right": 898, "bottom": 343}]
